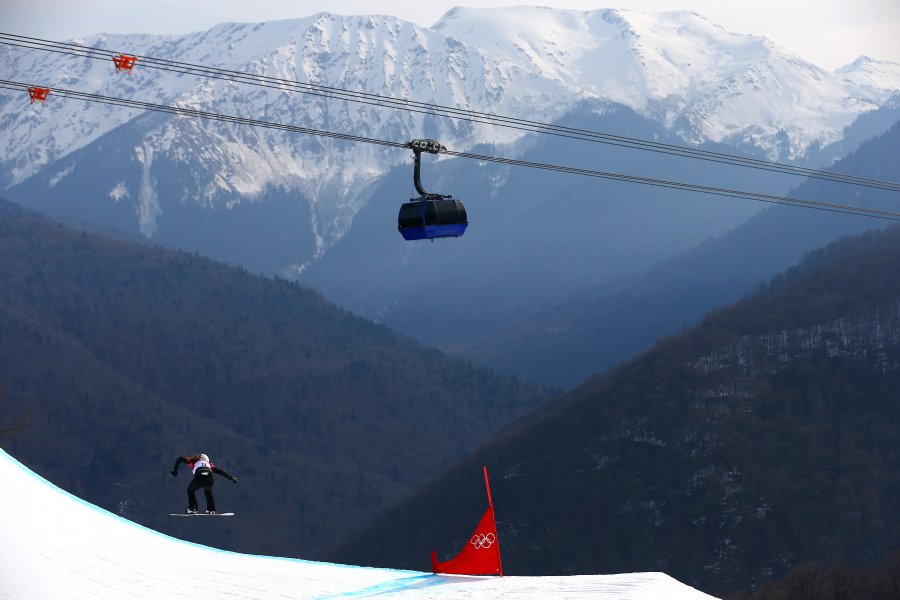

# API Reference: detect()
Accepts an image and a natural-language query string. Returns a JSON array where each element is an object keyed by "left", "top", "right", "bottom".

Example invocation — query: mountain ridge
[{"left": 3, "top": 7, "right": 898, "bottom": 252}]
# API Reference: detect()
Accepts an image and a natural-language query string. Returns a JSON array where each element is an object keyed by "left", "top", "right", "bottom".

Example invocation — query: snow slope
[{"left": 0, "top": 448, "right": 718, "bottom": 599}]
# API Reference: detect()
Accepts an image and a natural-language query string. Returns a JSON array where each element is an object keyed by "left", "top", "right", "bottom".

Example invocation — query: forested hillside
[
  {"left": 330, "top": 225, "right": 900, "bottom": 596},
  {"left": 727, "top": 549, "right": 900, "bottom": 600},
  {"left": 0, "top": 198, "right": 552, "bottom": 557},
  {"left": 457, "top": 118, "right": 900, "bottom": 387}
]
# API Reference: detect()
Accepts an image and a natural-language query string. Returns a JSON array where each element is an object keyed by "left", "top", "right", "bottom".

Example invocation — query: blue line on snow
[{"left": 311, "top": 574, "right": 484, "bottom": 599}]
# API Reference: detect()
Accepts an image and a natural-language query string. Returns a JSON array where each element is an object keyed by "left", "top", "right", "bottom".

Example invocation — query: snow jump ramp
[{"left": 0, "top": 448, "right": 718, "bottom": 599}]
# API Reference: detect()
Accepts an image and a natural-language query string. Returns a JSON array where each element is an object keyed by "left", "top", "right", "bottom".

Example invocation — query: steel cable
[
  {"left": 3, "top": 78, "right": 898, "bottom": 222},
  {"left": 3, "top": 32, "right": 900, "bottom": 194}
]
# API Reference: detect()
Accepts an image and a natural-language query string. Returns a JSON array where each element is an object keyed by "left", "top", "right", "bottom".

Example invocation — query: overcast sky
[{"left": 3, "top": 0, "right": 899, "bottom": 71}]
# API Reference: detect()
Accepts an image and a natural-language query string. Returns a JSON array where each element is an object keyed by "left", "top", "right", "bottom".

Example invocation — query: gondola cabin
[
  {"left": 398, "top": 139, "right": 467, "bottom": 241},
  {"left": 398, "top": 197, "right": 468, "bottom": 241}
]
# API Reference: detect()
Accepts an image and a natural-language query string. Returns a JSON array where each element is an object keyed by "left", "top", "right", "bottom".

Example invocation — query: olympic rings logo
[{"left": 470, "top": 533, "right": 496, "bottom": 550}]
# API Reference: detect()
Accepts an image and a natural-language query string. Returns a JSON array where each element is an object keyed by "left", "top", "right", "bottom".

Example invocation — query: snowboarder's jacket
[{"left": 171, "top": 455, "right": 236, "bottom": 482}]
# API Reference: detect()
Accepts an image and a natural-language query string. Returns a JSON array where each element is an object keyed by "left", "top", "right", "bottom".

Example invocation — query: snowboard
[{"left": 169, "top": 512, "right": 234, "bottom": 517}]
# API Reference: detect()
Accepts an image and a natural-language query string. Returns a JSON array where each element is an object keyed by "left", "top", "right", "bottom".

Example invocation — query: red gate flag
[{"left": 431, "top": 466, "right": 503, "bottom": 576}]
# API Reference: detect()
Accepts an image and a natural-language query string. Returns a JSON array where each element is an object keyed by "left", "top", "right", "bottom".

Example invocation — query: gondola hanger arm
[{"left": 407, "top": 139, "right": 449, "bottom": 198}]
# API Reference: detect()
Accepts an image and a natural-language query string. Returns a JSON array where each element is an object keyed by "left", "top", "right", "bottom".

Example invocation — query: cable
[
  {"left": 3, "top": 32, "right": 900, "bottom": 194},
  {"left": 446, "top": 149, "right": 900, "bottom": 219},
  {"left": 3, "top": 78, "right": 898, "bottom": 222},
  {"left": 0, "top": 80, "right": 404, "bottom": 151}
]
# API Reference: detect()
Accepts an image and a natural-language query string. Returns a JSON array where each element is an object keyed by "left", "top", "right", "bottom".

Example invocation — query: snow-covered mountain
[
  {"left": 433, "top": 7, "right": 900, "bottom": 154},
  {"left": 0, "top": 448, "right": 719, "bottom": 599},
  {"left": 1, "top": 7, "right": 898, "bottom": 251},
  {"left": 837, "top": 56, "right": 900, "bottom": 99},
  {"left": 0, "top": 13, "right": 571, "bottom": 249}
]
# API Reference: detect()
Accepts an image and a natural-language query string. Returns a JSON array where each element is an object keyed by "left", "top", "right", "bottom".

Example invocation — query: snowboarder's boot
[
  {"left": 185, "top": 508, "right": 198, "bottom": 514},
  {"left": 205, "top": 509, "right": 216, "bottom": 515}
]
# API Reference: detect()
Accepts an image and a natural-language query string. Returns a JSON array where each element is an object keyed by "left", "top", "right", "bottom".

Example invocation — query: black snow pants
[{"left": 187, "top": 469, "right": 215, "bottom": 511}]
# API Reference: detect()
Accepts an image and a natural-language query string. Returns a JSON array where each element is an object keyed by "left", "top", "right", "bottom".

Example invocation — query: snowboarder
[{"left": 170, "top": 453, "right": 237, "bottom": 514}]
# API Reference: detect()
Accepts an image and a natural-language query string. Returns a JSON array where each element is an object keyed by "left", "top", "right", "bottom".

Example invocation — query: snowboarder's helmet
[{"left": 200, "top": 453, "right": 209, "bottom": 462}]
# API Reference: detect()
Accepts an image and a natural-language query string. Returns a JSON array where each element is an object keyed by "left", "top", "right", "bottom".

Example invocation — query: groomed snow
[{"left": 0, "top": 448, "right": 720, "bottom": 599}]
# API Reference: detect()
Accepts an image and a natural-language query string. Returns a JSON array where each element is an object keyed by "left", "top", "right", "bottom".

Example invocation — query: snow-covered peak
[
  {"left": 837, "top": 55, "right": 900, "bottom": 96},
  {"left": 432, "top": 6, "right": 878, "bottom": 156},
  {"left": 0, "top": 12, "right": 570, "bottom": 171},
  {"left": 1, "top": 6, "right": 892, "bottom": 181},
  {"left": 0, "top": 12, "right": 573, "bottom": 243},
  {"left": 0, "top": 7, "right": 896, "bottom": 247},
  {"left": 434, "top": 7, "right": 766, "bottom": 103}
]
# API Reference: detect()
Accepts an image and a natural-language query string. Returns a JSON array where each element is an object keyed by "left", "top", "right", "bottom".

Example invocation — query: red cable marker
[
  {"left": 112, "top": 53, "right": 137, "bottom": 74},
  {"left": 431, "top": 465, "right": 504, "bottom": 576},
  {"left": 27, "top": 86, "right": 50, "bottom": 104}
]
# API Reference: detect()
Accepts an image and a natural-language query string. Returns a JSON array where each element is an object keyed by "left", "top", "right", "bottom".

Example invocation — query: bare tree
[
  {"left": 830, "top": 563, "right": 862, "bottom": 600},
  {"left": 0, "top": 388, "right": 32, "bottom": 439},
  {"left": 883, "top": 551, "right": 900, "bottom": 600},
  {"left": 785, "top": 564, "right": 829, "bottom": 600}
]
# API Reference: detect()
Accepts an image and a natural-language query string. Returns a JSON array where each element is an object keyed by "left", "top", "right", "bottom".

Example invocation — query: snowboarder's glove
[
  {"left": 231, "top": 477, "right": 238, "bottom": 484},
  {"left": 170, "top": 469, "right": 178, "bottom": 477}
]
